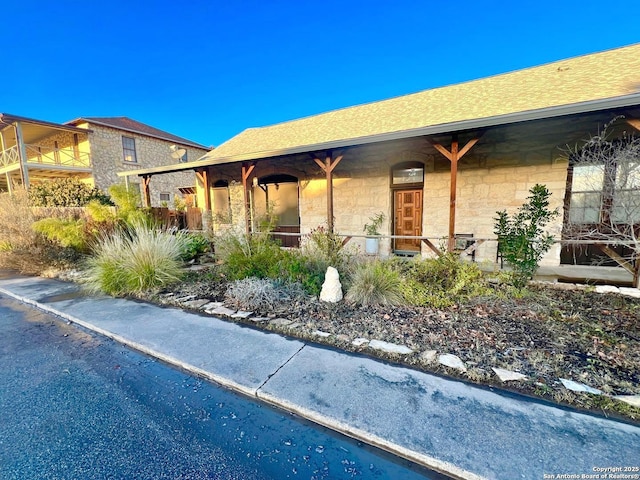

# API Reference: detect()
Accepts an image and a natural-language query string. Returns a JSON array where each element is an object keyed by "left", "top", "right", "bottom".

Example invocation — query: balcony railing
[
  {"left": 0, "top": 144, "right": 92, "bottom": 169},
  {"left": 0, "top": 145, "right": 20, "bottom": 167}
]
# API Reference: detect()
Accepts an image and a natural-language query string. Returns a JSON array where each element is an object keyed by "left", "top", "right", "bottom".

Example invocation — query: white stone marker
[{"left": 319, "top": 266, "right": 343, "bottom": 302}]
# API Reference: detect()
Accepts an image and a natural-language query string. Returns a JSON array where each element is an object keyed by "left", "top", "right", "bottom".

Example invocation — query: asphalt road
[{"left": 0, "top": 294, "right": 441, "bottom": 480}]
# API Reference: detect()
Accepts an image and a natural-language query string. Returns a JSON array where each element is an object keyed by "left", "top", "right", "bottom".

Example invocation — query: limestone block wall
[
  {"left": 423, "top": 154, "right": 568, "bottom": 265},
  {"left": 75, "top": 121, "right": 208, "bottom": 206}
]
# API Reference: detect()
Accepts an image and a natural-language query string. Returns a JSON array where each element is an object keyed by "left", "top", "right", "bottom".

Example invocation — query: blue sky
[{"left": 2, "top": 1, "right": 639, "bottom": 148}]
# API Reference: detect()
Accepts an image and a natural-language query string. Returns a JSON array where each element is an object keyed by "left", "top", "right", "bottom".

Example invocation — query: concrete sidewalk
[{"left": 1, "top": 275, "right": 638, "bottom": 480}]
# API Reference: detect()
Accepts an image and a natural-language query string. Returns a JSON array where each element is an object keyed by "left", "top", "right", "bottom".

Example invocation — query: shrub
[
  {"left": 345, "top": 260, "right": 405, "bottom": 306},
  {"left": 179, "top": 233, "right": 211, "bottom": 261},
  {"left": 395, "top": 254, "right": 490, "bottom": 307},
  {"left": 0, "top": 190, "right": 37, "bottom": 251},
  {"left": 302, "top": 225, "right": 346, "bottom": 268},
  {"left": 32, "top": 218, "right": 87, "bottom": 251},
  {"left": 108, "top": 183, "right": 150, "bottom": 226},
  {"left": 276, "top": 249, "right": 328, "bottom": 296},
  {"left": 84, "top": 223, "right": 186, "bottom": 295},
  {"left": 29, "top": 177, "right": 111, "bottom": 207},
  {"left": 494, "top": 184, "right": 559, "bottom": 288},
  {"left": 215, "top": 230, "right": 285, "bottom": 280},
  {"left": 225, "top": 277, "right": 306, "bottom": 310}
]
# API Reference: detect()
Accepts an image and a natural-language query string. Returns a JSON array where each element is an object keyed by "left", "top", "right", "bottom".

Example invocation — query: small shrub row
[{"left": 215, "top": 227, "right": 493, "bottom": 307}]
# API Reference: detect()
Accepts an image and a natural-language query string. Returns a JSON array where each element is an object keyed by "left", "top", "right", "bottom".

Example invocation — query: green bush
[
  {"left": 276, "top": 250, "right": 327, "bottom": 296},
  {"left": 394, "top": 254, "right": 490, "bottom": 307},
  {"left": 179, "top": 233, "right": 211, "bottom": 261},
  {"left": 494, "top": 184, "right": 559, "bottom": 288},
  {"left": 32, "top": 218, "right": 87, "bottom": 251},
  {"left": 345, "top": 260, "right": 405, "bottom": 306},
  {"left": 108, "top": 183, "right": 151, "bottom": 227},
  {"left": 84, "top": 222, "right": 186, "bottom": 295},
  {"left": 29, "top": 178, "right": 111, "bottom": 207},
  {"left": 215, "top": 230, "right": 285, "bottom": 280}
]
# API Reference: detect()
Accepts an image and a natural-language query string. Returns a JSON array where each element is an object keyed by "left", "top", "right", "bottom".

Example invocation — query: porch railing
[
  {"left": 0, "top": 144, "right": 91, "bottom": 168},
  {"left": 0, "top": 145, "right": 20, "bottom": 167}
]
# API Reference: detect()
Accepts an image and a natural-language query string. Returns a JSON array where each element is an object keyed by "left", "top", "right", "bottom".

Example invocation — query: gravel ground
[{"left": 141, "top": 266, "right": 640, "bottom": 424}]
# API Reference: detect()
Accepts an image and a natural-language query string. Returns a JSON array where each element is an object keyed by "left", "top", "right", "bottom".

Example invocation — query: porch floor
[{"left": 535, "top": 264, "right": 634, "bottom": 286}]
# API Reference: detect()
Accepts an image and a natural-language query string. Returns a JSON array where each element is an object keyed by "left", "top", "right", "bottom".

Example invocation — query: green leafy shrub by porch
[
  {"left": 345, "top": 260, "right": 405, "bottom": 306},
  {"left": 84, "top": 222, "right": 186, "bottom": 295},
  {"left": 32, "top": 218, "right": 87, "bottom": 251},
  {"left": 395, "top": 254, "right": 490, "bottom": 307},
  {"left": 494, "top": 184, "right": 559, "bottom": 288},
  {"left": 179, "top": 233, "right": 211, "bottom": 261},
  {"left": 215, "top": 230, "right": 285, "bottom": 280},
  {"left": 29, "top": 177, "right": 111, "bottom": 207}
]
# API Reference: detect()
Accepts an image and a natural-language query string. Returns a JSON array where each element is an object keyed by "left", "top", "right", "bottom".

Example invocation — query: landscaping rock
[
  {"left": 269, "top": 318, "right": 294, "bottom": 327},
  {"left": 182, "top": 299, "right": 210, "bottom": 309},
  {"left": 352, "top": 338, "right": 369, "bottom": 347},
  {"left": 313, "top": 330, "right": 331, "bottom": 338},
  {"left": 619, "top": 287, "right": 640, "bottom": 298},
  {"left": 207, "top": 306, "right": 237, "bottom": 316},
  {"left": 202, "top": 301, "right": 223, "bottom": 311},
  {"left": 559, "top": 378, "right": 602, "bottom": 395},
  {"left": 595, "top": 285, "right": 620, "bottom": 294},
  {"left": 231, "top": 311, "right": 253, "bottom": 319},
  {"left": 250, "top": 317, "right": 270, "bottom": 323},
  {"left": 613, "top": 395, "right": 640, "bottom": 408},
  {"left": 492, "top": 367, "right": 528, "bottom": 382},
  {"left": 175, "top": 295, "right": 196, "bottom": 302},
  {"left": 438, "top": 354, "right": 467, "bottom": 372},
  {"left": 319, "top": 266, "right": 342, "bottom": 303},
  {"left": 420, "top": 350, "right": 438, "bottom": 364},
  {"left": 369, "top": 340, "right": 413, "bottom": 355}
]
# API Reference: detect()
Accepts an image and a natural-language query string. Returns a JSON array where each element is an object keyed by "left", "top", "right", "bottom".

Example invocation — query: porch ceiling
[{"left": 0, "top": 114, "right": 90, "bottom": 146}]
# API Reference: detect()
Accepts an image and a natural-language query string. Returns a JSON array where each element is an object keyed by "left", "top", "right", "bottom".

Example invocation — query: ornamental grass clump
[
  {"left": 84, "top": 223, "right": 186, "bottom": 295},
  {"left": 345, "top": 260, "right": 405, "bottom": 306}
]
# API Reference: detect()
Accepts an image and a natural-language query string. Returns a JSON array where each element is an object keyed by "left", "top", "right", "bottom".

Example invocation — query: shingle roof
[
  {"left": 204, "top": 43, "right": 640, "bottom": 163},
  {"left": 66, "top": 116, "right": 209, "bottom": 150}
]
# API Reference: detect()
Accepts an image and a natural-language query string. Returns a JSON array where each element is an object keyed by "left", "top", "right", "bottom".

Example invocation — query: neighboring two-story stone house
[{"left": 0, "top": 114, "right": 210, "bottom": 207}]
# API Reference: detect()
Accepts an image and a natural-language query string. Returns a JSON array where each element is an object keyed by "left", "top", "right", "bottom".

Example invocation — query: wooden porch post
[
  {"left": 14, "top": 122, "right": 30, "bottom": 189},
  {"left": 241, "top": 162, "right": 255, "bottom": 235},
  {"left": 195, "top": 168, "right": 212, "bottom": 232},
  {"left": 431, "top": 135, "right": 480, "bottom": 252},
  {"left": 313, "top": 151, "right": 343, "bottom": 232},
  {"left": 140, "top": 175, "right": 152, "bottom": 208}
]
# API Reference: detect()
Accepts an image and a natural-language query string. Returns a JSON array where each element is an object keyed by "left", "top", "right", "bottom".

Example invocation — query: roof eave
[
  {"left": 67, "top": 118, "right": 209, "bottom": 150},
  {"left": 117, "top": 92, "right": 640, "bottom": 178},
  {"left": 1, "top": 113, "right": 92, "bottom": 134}
]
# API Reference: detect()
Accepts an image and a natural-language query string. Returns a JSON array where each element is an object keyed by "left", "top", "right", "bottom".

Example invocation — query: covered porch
[{"left": 0, "top": 113, "right": 93, "bottom": 192}]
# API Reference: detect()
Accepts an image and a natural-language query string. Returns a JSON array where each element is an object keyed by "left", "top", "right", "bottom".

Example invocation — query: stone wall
[{"left": 75, "top": 121, "right": 209, "bottom": 207}]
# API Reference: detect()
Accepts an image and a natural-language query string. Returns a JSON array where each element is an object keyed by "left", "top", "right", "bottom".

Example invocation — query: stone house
[
  {"left": 119, "top": 44, "right": 640, "bottom": 283},
  {"left": 0, "top": 114, "right": 210, "bottom": 207}
]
